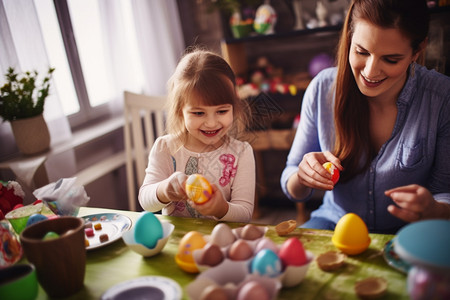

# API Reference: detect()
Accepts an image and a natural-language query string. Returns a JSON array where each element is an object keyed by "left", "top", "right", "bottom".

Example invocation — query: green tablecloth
[{"left": 27, "top": 207, "right": 407, "bottom": 299}]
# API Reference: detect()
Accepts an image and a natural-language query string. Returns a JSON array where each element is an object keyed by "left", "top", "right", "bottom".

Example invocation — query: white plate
[
  {"left": 81, "top": 213, "right": 132, "bottom": 250},
  {"left": 101, "top": 276, "right": 182, "bottom": 300}
]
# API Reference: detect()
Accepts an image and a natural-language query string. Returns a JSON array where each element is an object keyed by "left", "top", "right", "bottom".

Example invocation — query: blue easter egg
[
  {"left": 134, "top": 212, "right": 163, "bottom": 249},
  {"left": 26, "top": 214, "right": 48, "bottom": 227},
  {"left": 250, "top": 248, "right": 282, "bottom": 277}
]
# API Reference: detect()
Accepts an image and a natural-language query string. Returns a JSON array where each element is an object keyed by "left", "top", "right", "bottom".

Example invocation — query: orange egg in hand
[
  {"left": 185, "top": 174, "right": 212, "bottom": 204},
  {"left": 323, "top": 162, "right": 340, "bottom": 184}
]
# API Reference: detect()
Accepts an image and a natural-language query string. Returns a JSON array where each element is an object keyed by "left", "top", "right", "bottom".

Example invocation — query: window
[
  {"left": 33, "top": 0, "right": 148, "bottom": 128},
  {"left": 0, "top": 0, "right": 183, "bottom": 158}
]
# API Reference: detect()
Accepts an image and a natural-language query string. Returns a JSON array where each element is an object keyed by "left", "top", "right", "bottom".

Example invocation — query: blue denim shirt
[{"left": 281, "top": 64, "right": 450, "bottom": 233}]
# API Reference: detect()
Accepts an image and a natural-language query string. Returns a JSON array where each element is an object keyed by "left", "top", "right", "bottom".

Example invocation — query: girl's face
[
  {"left": 182, "top": 96, "right": 234, "bottom": 152},
  {"left": 349, "top": 19, "right": 418, "bottom": 102}
]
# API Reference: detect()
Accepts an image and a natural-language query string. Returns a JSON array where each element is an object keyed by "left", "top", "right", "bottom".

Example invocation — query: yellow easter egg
[
  {"left": 175, "top": 231, "right": 206, "bottom": 273},
  {"left": 185, "top": 174, "right": 212, "bottom": 204},
  {"left": 332, "top": 213, "right": 371, "bottom": 255}
]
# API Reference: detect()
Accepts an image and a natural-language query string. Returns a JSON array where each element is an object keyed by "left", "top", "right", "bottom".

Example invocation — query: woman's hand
[
  {"left": 156, "top": 171, "right": 188, "bottom": 204},
  {"left": 385, "top": 184, "right": 449, "bottom": 222},
  {"left": 189, "top": 184, "right": 229, "bottom": 219},
  {"left": 296, "top": 151, "right": 343, "bottom": 190}
]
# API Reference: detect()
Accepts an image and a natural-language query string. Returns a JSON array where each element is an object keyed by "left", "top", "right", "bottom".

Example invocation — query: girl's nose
[{"left": 204, "top": 114, "right": 217, "bottom": 128}]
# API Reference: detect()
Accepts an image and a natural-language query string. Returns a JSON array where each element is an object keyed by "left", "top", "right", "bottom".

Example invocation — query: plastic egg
[
  {"left": 185, "top": 174, "right": 212, "bottom": 204},
  {"left": 210, "top": 223, "right": 236, "bottom": 247},
  {"left": 175, "top": 231, "right": 206, "bottom": 273},
  {"left": 332, "top": 213, "right": 371, "bottom": 255},
  {"left": 26, "top": 214, "right": 48, "bottom": 228},
  {"left": 279, "top": 238, "right": 307, "bottom": 267},
  {"left": 133, "top": 212, "right": 163, "bottom": 249},
  {"left": 250, "top": 249, "right": 282, "bottom": 278},
  {"left": 323, "top": 162, "right": 340, "bottom": 184}
]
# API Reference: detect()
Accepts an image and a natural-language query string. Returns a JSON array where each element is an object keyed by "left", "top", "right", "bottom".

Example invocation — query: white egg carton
[{"left": 187, "top": 223, "right": 314, "bottom": 299}]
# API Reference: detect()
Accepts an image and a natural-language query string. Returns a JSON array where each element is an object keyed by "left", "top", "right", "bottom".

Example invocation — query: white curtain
[{"left": 0, "top": 0, "right": 72, "bottom": 159}]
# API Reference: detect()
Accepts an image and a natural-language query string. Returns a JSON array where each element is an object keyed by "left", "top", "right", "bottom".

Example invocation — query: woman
[{"left": 281, "top": 0, "right": 450, "bottom": 233}]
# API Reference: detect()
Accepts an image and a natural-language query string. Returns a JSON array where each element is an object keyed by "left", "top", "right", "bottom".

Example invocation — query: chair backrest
[{"left": 123, "top": 91, "right": 166, "bottom": 211}]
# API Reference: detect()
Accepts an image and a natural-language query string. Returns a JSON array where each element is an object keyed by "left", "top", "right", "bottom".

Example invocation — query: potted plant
[{"left": 0, "top": 67, "right": 55, "bottom": 155}]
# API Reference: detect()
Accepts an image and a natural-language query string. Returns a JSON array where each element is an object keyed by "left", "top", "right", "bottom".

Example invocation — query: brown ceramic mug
[{"left": 20, "top": 216, "right": 86, "bottom": 298}]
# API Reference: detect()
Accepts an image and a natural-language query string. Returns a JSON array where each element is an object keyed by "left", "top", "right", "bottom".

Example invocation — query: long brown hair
[
  {"left": 166, "top": 48, "right": 250, "bottom": 148},
  {"left": 333, "top": 0, "right": 429, "bottom": 181}
]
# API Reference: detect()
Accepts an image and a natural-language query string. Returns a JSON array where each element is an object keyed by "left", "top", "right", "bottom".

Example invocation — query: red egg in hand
[{"left": 323, "top": 162, "right": 340, "bottom": 185}]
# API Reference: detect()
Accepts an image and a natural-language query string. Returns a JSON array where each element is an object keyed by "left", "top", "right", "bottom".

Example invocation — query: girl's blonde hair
[{"left": 166, "top": 48, "right": 250, "bottom": 148}]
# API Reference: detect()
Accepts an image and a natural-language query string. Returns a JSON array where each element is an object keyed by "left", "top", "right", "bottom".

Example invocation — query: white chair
[{"left": 123, "top": 91, "right": 166, "bottom": 211}]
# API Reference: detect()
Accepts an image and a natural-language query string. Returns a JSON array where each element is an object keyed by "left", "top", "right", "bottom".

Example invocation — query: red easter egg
[
  {"left": 323, "top": 162, "right": 340, "bottom": 185},
  {"left": 279, "top": 237, "right": 307, "bottom": 267}
]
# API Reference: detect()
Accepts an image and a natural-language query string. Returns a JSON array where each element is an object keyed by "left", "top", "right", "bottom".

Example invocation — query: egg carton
[{"left": 187, "top": 223, "right": 314, "bottom": 299}]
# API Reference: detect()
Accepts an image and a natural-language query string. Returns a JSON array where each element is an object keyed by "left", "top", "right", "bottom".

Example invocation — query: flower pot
[{"left": 10, "top": 114, "right": 50, "bottom": 155}]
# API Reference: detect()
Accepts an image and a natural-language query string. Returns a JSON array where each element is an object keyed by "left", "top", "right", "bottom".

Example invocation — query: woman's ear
[{"left": 413, "top": 38, "right": 428, "bottom": 62}]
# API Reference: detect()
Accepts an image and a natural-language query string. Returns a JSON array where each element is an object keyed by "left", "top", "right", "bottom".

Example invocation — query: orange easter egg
[{"left": 185, "top": 174, "right": 212, "bottom": 204}]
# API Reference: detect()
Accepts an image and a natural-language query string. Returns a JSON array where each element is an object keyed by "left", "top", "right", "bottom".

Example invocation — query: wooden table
[{"left": 26, "top": 207, "right": 408, "bottom": 299}]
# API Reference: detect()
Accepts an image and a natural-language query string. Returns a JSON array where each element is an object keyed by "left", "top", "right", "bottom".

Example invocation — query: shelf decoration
[
  {"left": 254, "top": 1, "right": 277, "bottom": 34},
  {"left": 236, "top": 56, "right": 311, "bottom": 100}
]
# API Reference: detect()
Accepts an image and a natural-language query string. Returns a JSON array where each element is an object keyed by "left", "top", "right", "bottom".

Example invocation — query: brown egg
[
  {"left": 236, "top": 281, "right": 270, "bottom": 300},
  {"left": 228, "top": 239, "right": 253, "bottom": 261},
  {"left": 199, "top": 243, "right": 224, "bottom": 267},
  {"left": 210, "top": 223, "right": 236, "bottom": 247},
  {"left": 240, "top": 224, "right": 263, "bottom": 240},
  {"left": 200, "top": 285, "right": 228, "bottom": 300}
]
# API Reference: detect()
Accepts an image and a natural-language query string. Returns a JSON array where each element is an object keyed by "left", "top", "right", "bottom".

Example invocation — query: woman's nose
[{"left": 364, "top": 57, "right": 381, "bottom": 78}]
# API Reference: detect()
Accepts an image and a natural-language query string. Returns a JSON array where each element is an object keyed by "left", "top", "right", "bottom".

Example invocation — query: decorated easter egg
[
  {"left": 279, "top": 238, "right": 307, "bottom": 267},
  {"left": 332, "top": 213, "right": 371, "bottom": 255},
  {"left": 323, "top": 162, "right": 340, "bottom": 185},
  {"left": 251, "top": 249, "right": 282, "bottom": 277},
  {"left": 237, "top": 281, "right": 270, "bottom": 300},
  {"left": 134, "top": 212, "right": 163, "bottom": 249},
  {"left": 228, "top": 239, "right": 253, "bottom": 261},
  {"left": 210, "top": 223, "right": 236, "bottom": 247},
  {"left": 185, "top": 174, "right": 212, "bottom": 204},
  {"left": 26, "top": 214, "right": 48, "bottom": 227},
  {"left": 175, "top": 231, "right": 206, "bottom": 273}
]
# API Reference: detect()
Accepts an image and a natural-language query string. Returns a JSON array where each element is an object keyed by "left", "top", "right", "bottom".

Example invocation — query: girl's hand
[
  {"left": 156, "top": 171, "right": 188, "bottom": 204},
  {"left": 296, "top": 151, "right": 343, "bottom": 190},
  {"left": 189, "top": 184, "right": 229, "bottom": 219},
  {"left": 385, "top": 184, "right": 447, "bottom": 222}
]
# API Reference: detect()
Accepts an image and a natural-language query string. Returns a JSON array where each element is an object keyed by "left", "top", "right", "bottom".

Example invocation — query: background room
[{"left": 1, "top": 0, "right": 449, "bottom": 225}]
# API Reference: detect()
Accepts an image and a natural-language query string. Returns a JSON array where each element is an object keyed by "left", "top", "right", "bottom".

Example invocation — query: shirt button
[
  {"left": 370, "top": 210, "right": 374, "bottom": 214},
  {"left": 369, "top": 190, "right": 372, "bottom": 195}
]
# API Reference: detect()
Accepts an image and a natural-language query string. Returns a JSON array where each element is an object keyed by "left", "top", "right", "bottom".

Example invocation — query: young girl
[{"left": 138, "top": 49, "right": 255, "bottom": 223}]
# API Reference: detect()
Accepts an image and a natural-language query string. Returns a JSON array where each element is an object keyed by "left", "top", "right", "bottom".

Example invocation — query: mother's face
[{"left": 349, "top": 19, "right": 418, "bottom": 101}]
